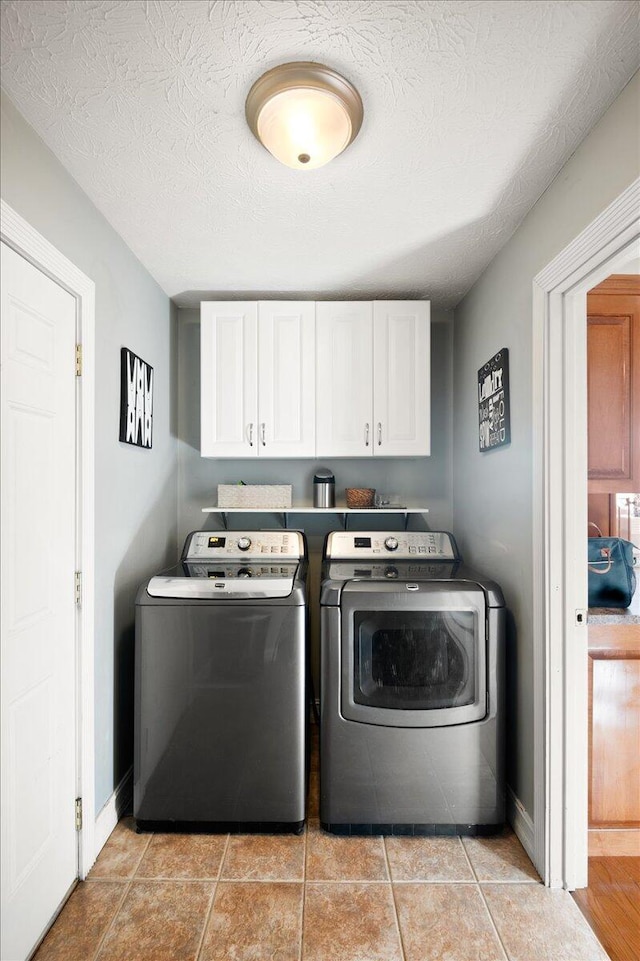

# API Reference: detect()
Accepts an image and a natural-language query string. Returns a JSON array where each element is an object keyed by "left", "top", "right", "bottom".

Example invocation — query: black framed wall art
[
  {"left": 478, "top": 348, "right": 511, "bottom": 452},
  {"left": 119, "top": 347, "right": 153, "bottom": 448}
]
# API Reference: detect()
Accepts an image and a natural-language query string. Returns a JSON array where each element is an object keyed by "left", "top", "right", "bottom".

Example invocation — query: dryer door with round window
[{"left": 339, "top": 581, "right": 487, "bottom": 728}]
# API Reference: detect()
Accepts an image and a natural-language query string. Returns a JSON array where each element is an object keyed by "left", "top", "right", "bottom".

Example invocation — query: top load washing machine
[
  {"left": 320, "top": 530, "right": 505, "bottom": 836},
  {"left": 134, "top": 529, "right": 308, "bottom": 834}
]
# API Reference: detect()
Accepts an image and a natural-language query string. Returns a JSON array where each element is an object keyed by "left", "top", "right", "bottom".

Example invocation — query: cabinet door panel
[
  {"left": 590, "top": 655, "right": 640, "bottom": 824},
  {"left": 587, "top": 315, "right": 631, "bottom": 479},
  {"left": 373, "top": 301, "right": 430, "bottom": 456},
  {"left": 316, "top": 303, "right": 373, "bottom": 457},
  {"left": 587, "top": 278, "right": 640, "bottom": 492},
  {"left": 588, "top": 625, "right": 640, "bottom": 858},
  {"left": 201, "top": 302, "right": 257, "bottom": 457},
  {"left": 258, "top": 302, "right": 315, "bottom": 457}
]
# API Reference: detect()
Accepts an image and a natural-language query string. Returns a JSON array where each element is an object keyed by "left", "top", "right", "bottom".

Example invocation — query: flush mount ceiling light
[{"left": 245, "top": 62, "right": 363, "bottom": 170}]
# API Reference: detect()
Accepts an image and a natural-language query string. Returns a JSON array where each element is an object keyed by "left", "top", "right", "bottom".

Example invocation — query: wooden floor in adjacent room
[{"left": 572, "top": 857, "right": 640, "bottom": 961}]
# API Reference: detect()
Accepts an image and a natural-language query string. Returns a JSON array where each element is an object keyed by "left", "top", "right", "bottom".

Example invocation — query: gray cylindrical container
[{"left": 313, "top": 468, "right": 335, "bottom": 508}]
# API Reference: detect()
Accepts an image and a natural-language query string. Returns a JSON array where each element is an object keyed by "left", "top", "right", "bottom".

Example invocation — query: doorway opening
[
  {"left": 532, "top": 177, "right": 640, "bottom": 890},
  {"left": 585, "top": 273, "right": 640, "bottom": 862}
]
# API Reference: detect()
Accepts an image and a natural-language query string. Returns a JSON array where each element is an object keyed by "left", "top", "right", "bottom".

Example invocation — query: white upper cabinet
[
  {"left": 373, "top": 301, "right": 430, "bottom": 456},
  {"left": 257, "top": 302, "right": 316, "bottom": 457},
  {"left": 201, "top": 301, "right": 315, "bottom": 457},
  {"left": 316, "top": 300, "right": 430, "bottom": 457},
  {"left": 201, "top": 302, "right": 258, "bottom": 457},
  {"left": 316, "top": 302, "right": 373, "bottom": 457},
  {"left": 202, "top": 299, "right": 429, "bottom": 458}
]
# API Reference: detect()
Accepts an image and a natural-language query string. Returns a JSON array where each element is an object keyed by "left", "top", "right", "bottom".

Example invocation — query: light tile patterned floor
[{"left": 33, "top": 738, "right": 609, "bottom": 961}]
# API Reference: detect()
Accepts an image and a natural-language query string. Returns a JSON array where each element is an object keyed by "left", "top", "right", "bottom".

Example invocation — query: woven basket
[{"left": 345, "top": 487, "right": 375, "bottom": 509}]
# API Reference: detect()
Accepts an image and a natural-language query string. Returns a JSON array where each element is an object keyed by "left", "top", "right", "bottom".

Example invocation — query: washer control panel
[
  {"left": 326, "top": 561, "right": 459, "bottom": 580},
  {"left": 325, "top": 531, "right": 458, "bottom": 561},
  {"left": 184, "top": 530, "right": 304, "bottom": 560}
]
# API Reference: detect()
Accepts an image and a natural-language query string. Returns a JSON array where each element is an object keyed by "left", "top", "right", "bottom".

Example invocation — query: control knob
[
  {"left": 237, "top": 567, "right": 253, "bottom": 578},
  {"left": 237, "top": 536, "right": 252, "bottom": 552},
  {"left": 384, "top": 536, "right": 399, "bottom": 552}
]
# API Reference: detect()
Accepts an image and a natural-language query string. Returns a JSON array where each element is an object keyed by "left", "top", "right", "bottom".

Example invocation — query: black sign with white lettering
[
  {"left": 119, "top": 347, "right": 153, "bottom": 448},
  {"left": 478, "top": 349, "right": 511, "bottom": 452}
]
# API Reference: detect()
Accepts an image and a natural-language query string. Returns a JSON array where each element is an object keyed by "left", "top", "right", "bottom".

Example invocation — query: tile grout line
[
  {"left": 459, "top": 836, "right": 480, "bottom": 883},
  {"left": 217, "top": 832, "right": 231, "bottom": 884},
  {"left": 90, "top": 878, "right": 133, "bottom": 961},
  {"left": 87, "top": 874, "right": 535, "bottom": 885},
  {"left": 301, "top": 736, "right": 317, "bottom": 960},
  {"left": 303, "top": 877, "right": 435, "bottom": 885},
  {"left": 194, "top": 832, "right": 230, "bottom": 961},
  {"left": 460, "top": 841, "right": 510, "bottom": 961},
  {"left": 192, "top": 883, "right": 217, "bottom": 961},
  {"left": 475, "top": 883, "right": 511, "bottom": 961},
  {"left": 299, "top": 819, "right": 309, "bottom": 961},
  {"left": 132, "top": 826, "right": 154, "bottom": 877},
  {"left": 91, "top": 825, "right": 154, "bottom": 960},
  {"left": 383, "top": 836, "right": 408, "bottom": 961},
  {"left": 390, "top": 877, "right": 524, "bottom": 884}
]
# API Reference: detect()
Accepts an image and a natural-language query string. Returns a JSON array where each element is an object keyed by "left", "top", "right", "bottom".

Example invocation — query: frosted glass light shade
[
  {"left": 257, "top": 88, "right": 352, "bottom": 170},
  {"left": 246, "top": 62, "right": 363, "bottom": 170}
]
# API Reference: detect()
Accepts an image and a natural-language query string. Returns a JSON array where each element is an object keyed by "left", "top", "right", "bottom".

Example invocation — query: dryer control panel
[
  {"left": 325, "top": 530, "right": 458, "bottom": 561},
  {"left": 184, "top": 530, "right": 305, "bottom": 561}
]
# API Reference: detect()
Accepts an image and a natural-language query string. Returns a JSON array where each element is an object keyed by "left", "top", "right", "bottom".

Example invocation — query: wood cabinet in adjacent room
[
  {"left": 588, "top": 624, "right": 640, "bottom": 856},
  {"left": 587, "top": 275, "right": 640, "bottom": 534}
]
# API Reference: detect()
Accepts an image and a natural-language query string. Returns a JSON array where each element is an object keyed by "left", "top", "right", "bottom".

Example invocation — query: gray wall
[
  {"left": 1, "top": 91, "right": 179, "bottom": 815},
  {"left": 452, "top": 71, "right": 640, "bottom": 819}
]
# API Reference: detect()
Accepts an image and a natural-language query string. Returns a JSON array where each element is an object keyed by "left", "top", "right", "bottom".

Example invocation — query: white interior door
[{"left": 1, "top": 242, "right": 78, "bottom": 961}]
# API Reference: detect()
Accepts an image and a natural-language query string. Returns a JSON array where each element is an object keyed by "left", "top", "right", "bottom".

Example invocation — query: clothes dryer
[{"left": 320, "top": 530, "right": 505, "bottom": 835}]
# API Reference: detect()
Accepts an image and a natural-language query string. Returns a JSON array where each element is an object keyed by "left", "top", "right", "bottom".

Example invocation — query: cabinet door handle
[
  {"left": 261, "top": 423, "right": 266, "bottom": 446},
  {"left": 247, "top": 423, "right": 254, "bottom": 447},
  {"left": 377, "top": 422, "right": 382, "bottom": 446},
  {"left": 365, "top": 423, "right": 370, "bottom": 447}
]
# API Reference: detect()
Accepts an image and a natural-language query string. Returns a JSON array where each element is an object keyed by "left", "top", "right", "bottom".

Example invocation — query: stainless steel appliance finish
[
  {"left": 313, "top": 467, "right": 335, "bottom": 507},
  {"left": 135, "top": 530, "right": 308, "bottom": 834},
  {"left": 320, "top": 530, "right": 505, "bottom": 836}
]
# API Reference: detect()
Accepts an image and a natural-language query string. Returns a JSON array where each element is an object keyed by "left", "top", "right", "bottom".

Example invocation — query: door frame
[
  {"left": 532, "top": 177, "right": 640, "bottom": 888},
  {"left": 1, "top": 198, "right": 96, "bottom": 879}
]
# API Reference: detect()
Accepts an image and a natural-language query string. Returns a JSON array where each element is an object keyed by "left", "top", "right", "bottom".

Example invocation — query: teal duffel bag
[{"left": 587, "top": 537, "right": 637, "bottom": 609}]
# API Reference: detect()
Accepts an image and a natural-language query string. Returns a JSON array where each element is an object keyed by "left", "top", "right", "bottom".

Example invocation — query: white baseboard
[
  {"left": 506, "top": 785, "right": 536, "bottom": 865},
  {"left": 93, "top": 766, "right": 133, "bottom": 859}
]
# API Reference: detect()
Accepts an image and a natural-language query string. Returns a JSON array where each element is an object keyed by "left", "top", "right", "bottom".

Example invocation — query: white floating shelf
[
  {"left": 201, "top": 504, "right": 429, "bottom": 514},
  {"left": 201, "top": 504, "right": 429, "bottom": 530}
]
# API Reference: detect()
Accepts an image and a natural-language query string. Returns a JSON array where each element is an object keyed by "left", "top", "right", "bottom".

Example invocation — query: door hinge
[
  {"left": 75, "top": 797, "right": 83, "bottom": 831},
  {"left": 75, "top": 571, "right": 82, "bottom": 607},
  {"left": 75, "top": 343, "right": 82, "bottom": 377}
]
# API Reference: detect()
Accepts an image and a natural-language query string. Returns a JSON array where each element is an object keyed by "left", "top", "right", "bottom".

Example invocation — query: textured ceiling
[{"left": 1, "top": 0, "right": 639, "bottom": 308}]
